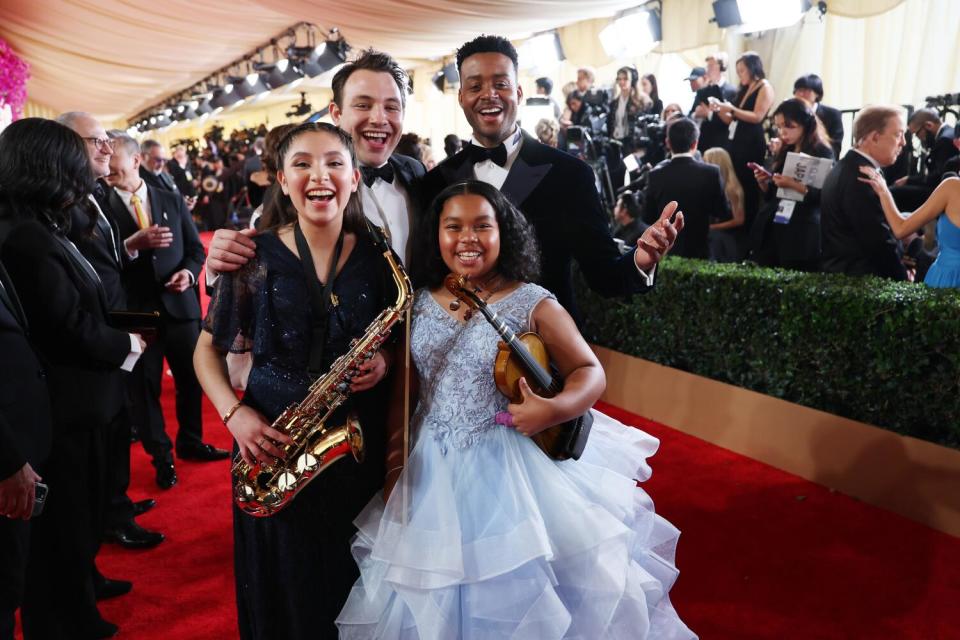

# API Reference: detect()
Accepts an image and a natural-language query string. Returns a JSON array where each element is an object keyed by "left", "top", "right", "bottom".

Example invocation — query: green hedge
[{"left": 577, "top": 258, "right": 960, "bottom": 449}]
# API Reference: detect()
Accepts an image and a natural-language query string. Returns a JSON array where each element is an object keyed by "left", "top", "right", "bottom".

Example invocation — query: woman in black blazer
[
  {"left": 0, "top": 118, "right": 143, "bottom": 639},
  {"left": 750, "top": 99, "right": 835, "bottom": 271}
]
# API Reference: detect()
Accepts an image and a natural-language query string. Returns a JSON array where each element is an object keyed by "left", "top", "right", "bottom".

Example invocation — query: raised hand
[{"left": 634, "top": 200, "right": 684, "bottom": 270}]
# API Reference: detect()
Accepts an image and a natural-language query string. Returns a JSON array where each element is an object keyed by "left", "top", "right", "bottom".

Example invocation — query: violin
[{"left": 444, "top": 274, "right": 592, "bottom": 460}]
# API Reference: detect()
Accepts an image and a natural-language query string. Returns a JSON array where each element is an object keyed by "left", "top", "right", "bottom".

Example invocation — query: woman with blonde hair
[{"left": 703, "top": 146, "right": 746, "bottom": 261}]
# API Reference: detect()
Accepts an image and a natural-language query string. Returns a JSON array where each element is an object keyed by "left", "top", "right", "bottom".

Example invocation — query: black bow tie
[
  {"left": 360, "top": 163, "right": 395, "bottom": 187},
  {"left": 467, "top": 143, "right": 508, "bottom": 167}
]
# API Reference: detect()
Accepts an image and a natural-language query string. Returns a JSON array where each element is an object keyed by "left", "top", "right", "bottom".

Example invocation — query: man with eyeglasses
[{"left": 57, "top": 112, "right": 167, "bottom": 593}]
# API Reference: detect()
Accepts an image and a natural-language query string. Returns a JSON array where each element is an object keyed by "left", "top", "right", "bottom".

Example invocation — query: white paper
[{"left": 776, "top": 152, "right": 835, "bottom": 201}]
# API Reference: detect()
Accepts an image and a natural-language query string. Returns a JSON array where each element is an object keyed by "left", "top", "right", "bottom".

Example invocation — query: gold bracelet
[{"left": 222, "top": 401, "right": 244, "bottom": 425}]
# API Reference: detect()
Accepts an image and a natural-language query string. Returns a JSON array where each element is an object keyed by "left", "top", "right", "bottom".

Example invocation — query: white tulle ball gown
[{"left": 336, "top": 284, "right": 696, "bottom": 639}]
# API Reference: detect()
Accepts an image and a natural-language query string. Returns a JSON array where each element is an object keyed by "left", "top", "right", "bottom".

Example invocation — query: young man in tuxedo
[
  {"left": 103, "top": 133, "right": 225, "bottom": 491},
  {"left": 0, "top": 263, "right": 51, "bottom": 640},
  {"left": 57, "top": 113, "right": 164, "bottom": 554},
  {"left": 643, "top": 117, "right": 730, "bottom": 259},
  {"left": 420, "top": 34, "right": 683, "bottom": 322},
  {"left": 821, "top": 105, "right": 909, "bottom": 280},
  {"left": 793, "top": 74, "right": 844, "bottom": 159},
  {"left": 206, "top": 49, "right": 425, "bottom": 274}
]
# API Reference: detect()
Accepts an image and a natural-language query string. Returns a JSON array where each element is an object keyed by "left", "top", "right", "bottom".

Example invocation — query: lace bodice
[{"left": 409, "top": 282, "right": 554, "bottom": 454}]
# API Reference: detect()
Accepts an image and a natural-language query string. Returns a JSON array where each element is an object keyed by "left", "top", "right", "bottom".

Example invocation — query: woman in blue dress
[
  {"left": 336, "top": 180, "right": 695, "bottom": 639},
  {"left": 859, "top": 169, "right": 960, "bottom": 287},
  {"left": 194, "top": 122, "right": 397, "bottom": 639}
]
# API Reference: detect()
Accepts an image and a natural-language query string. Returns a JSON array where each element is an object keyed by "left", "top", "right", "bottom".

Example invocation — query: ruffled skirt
[{"left": 336, "top": 410, "right": 696, "bottom": 639}]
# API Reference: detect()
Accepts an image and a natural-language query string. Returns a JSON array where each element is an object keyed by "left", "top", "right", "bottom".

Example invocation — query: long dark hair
[
  {"left": 260, "top": 122, "right": 366, "bottom": 235},
  {"left": 0, "top": 118, "right": 95, "bottom": 232},
  {"left": 642, "top": 73, "right": 660, "bottom": 104},
  {"left": 772, "top": 98, "right": 831, "bottom": 172},
  {"left": 411, "top": 180, "right": 540, "bottom": 289},
  {"left": 734, "top": 51, "right": 765, "bottom": 105}
]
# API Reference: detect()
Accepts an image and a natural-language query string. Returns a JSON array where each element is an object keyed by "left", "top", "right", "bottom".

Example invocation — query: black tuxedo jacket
[
  {"left": 166, "top": 159, "right": 197, "bottom": 197},
  {"left": 421, "top": 131, "right": 652, "bottom": 320},
  {"left": 816, "top": 103, "right": 845, "bottom": 160},
  {"left": 821, "top": 151, "right": 907, "bottom": 279},
  {"left": 140, "top": 166, "right": 178, "bottom": 193},
  {"left": 692, "top": 82, "right": 738, "bottom": 152},
  {"left": 68, "top": 191, "right": 127, "bottom": 310},
  {"left": 0, "top": 219, "right": 129, "bottom": 432},
  {"left": 0, "top": 262, "right": 51, "bottom": 479},
  {"left": 909, "top": 125, "right": 958, "bottom": 187},
  {"left": 103, "top": 185, "right": 205, "bottom": 320},
  {"left": 388, "top": 152, "right": 427, "bottom": 212},
  {"left": 644, "top": 156, "right": 729, "bottom": 259}
]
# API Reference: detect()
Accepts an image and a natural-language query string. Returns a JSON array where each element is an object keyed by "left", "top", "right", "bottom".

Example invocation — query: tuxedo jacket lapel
[
  {"left": 0, "top": 261, "right": 28, "bottom": 330},
  {"left": 501, "top": 136, "right": 551, "bottom": 208}
]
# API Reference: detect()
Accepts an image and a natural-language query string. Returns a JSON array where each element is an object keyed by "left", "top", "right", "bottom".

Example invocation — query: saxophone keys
[
  {"left": 276, "top": 471, "right": 298, "bottom": 493},
  {"left": 296, "top": 453, "right": 319, "bottom": 474}
]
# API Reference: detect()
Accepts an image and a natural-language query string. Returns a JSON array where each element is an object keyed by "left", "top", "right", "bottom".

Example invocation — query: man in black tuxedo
[
  {"left": 0, "top": 263, "right": 51, "bottom": 640},
  {"left": 139, "top": 139, "right": 179, "bottom": 194},
  {"left": 644, "top": 118, "right": 730, "bottom": 259},
  {"left": 691, "top": 52, "right": 738, "bottom": 152},
  {"left": 821, "top": 105, "right": 908, "bottom": 280},
  {"left": 166, "top": 145, "right": 198, "bottom": 214},
  {"left": 57, "top": 114, "right": 164, "bottom": 553},
  {"left": 206, "top": 49, "right": 425, "bottom": 272},
  {"left": 793, "top": 74, "right": 844, "bottom": 159},
  {"left": 103, "top": 133, "right": 225, "bottom": 490},
  {"left": 421, "top": 35, "right": 682, "bottom": 321}
]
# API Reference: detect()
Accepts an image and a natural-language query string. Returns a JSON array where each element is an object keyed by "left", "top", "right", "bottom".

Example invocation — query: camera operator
[
  {"left": 607, "top": 67, "right": 646, "bottom": 143},
  {"left": 644, "top": 117, "right": 730, "bottom": 259},
  {"left": 889, "top": 107, "right": 958, "bottom": 212}
]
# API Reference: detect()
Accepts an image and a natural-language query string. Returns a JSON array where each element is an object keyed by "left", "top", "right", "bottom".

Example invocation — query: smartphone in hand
[{"left": 747, "top": 162, "right": 772, "bottom": 178}]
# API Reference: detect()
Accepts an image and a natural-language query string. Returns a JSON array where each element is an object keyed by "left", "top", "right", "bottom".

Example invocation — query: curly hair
[
  {"left": 262, "top": 122, "right": 366, "bottom": 235},
  {"left": 0, "top": 117, "right": 95, "bottom": 232},
  {"left": 456, "top": 35, "right": 519, "bottom": 76},
  {"left": 411, "top": 180, "right": 540, "bottom": 289}
]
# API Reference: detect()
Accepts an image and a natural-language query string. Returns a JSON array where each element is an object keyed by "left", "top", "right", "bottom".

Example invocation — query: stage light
[
  {"left": 211, "top": 84, "right": 241, "bottom": 109},
  {"left": 711, "top": 0, "right": 809, "bottom": 32},
  {"left": 599, "top": 7, "right": 661, "bottom": 58},
  {"left": 519, "top": 32, "right": 565, "bottom": 71},
  {"left": 256, "top": 56, "right": 305, "bottom": 89},
  {"left": 433, "top": 62, "right": 459, "bottom": 92},
  {"left": 287, "top": 37, "right": 348, "bottom": 78}
]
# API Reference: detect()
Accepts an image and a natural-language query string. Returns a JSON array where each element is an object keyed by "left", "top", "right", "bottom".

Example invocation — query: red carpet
[
  {"left": 16, "top": 233, "right": 959, "bottom": 638},
  {"left": 83, "top": 397, "right": 960, "bottom": 639}
]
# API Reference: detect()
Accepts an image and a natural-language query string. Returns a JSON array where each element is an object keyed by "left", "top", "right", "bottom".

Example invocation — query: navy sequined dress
[{"left": 203, "top": 230, "right": 394, "bottom": 640}]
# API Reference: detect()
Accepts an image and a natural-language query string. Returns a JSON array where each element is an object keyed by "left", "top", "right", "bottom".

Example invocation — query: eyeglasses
[{"left": 82, "top": 137, "right": 114, "bottom": 151}]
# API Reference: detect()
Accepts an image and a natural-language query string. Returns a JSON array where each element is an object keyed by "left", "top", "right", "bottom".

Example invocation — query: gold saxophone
[{"left": 231, "top": 225, "right": 413, "bottom": 517}]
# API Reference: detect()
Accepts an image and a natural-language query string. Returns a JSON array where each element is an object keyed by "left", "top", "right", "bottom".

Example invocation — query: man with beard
[
  {"left": 889, "top": 108, "right": 958, "bottom": 212},
  {"left": 206, "top": 49, "right": 424, "bottom": 271},
  {"left": 420, "top": 34, "right": 683, "bottom": 322}
]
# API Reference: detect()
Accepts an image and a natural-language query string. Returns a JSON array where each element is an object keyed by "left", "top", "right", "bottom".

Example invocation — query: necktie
[
  {"left": 130, "top": 194, "right": 150, "bottom": 229},
  {"left": 467, "top": 142, "right": 508, "bottom": 167},
  {"left": 360, "top": 163, "right": 395, "bottom": 188}
]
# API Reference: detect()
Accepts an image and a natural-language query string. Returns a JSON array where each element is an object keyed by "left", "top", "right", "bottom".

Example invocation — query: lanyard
[{"left": 294, "top": 222, "right": 345, "bottom": 378}]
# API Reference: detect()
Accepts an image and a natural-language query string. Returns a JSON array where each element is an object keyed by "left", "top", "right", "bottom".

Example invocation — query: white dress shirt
[
  {"left": 471, "top": 126, "right": 524, "bottom": 190},
  {"left": 360, "top": 169, "right": 415, "bottom": 264}
]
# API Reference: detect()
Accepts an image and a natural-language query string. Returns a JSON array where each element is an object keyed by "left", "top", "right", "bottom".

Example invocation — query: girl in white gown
[{"left": 337, "top": 180, "right": 696, "bottom": 639}]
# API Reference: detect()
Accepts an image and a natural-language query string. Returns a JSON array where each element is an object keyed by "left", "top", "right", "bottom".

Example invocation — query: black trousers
[
  {"left": 131, "top": 317, "right": 203, "bottom": 467},
  {"left": 102, "top": 401, "right": 135, "bottom": 529},
  {"left": 0, "top": 516, "right": 29, "bottom": 640},
  {"left": 21, "top": 427, "right": 106, "bottom": 639}
]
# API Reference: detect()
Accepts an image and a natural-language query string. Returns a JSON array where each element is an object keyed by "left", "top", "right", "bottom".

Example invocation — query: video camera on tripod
[{"left": 632, "top": 113, "right": 668, "bottom": 163}]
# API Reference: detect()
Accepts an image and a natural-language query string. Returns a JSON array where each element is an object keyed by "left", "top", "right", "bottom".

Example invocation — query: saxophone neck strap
[{"left": 294, "top": 222, "right": 345, "bottom": 378}]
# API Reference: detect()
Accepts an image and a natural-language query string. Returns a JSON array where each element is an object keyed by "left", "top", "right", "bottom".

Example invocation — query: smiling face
[
  {"left": 329, "top": 69, "right": 404, "bottom": 168},
  {"left": 458, "top": 52, "right": 523, "bottom": 148},
  {"left": 68, "top": 114, "right": 112, "bottom": 178},
  {"left": 277, "top": 130, "right": 361, "bottom": 229},
  {"left": 105, "top": 143, "right": 141, "bottom": 191},
  {"left": 438, "top": 193, "right": 501, "bottom": 280}
]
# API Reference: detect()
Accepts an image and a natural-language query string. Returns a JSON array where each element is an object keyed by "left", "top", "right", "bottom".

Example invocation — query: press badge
[
  {"left": 728, "top": 120, "right": 738, "bottom": 140},
  {"left": 773, "top": 199, "right": 796, "bottom": 224}
]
